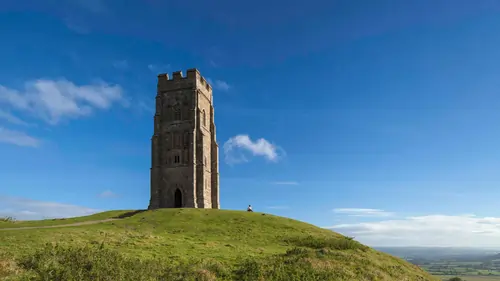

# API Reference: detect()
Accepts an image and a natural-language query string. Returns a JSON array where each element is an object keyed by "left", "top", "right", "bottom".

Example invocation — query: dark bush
[{"left": 283, "top": 235, "right": 368, "bottom": 251}]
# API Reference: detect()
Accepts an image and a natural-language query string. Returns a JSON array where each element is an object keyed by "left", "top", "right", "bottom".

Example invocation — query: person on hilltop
[{"left": 247, "top": 205, "right": 253, "bottom": 212}]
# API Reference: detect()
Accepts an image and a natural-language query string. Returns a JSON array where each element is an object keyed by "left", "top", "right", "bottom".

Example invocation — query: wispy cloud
[
  {"left": 75, "top": 0, "right": 108, "bottom": 14},
  {"left": 333, "top": 208, "right": 394, "bottom": 217},
  {"left": 223, "top": 134, "right": 285, "bottom": 164},
  {"left": 113, "top": 60, "right": 129, "bottom": 70},
  {"left": 0, "top": 127, "right": 40, "bottom": 147},
  {"left": 136, "top": 100, "right": 154, "bottom": 114},
  {"left": 0, "top": 195, "right": 101, "bottom": 220},
  {"left": 266, "top": 206, "right": 289, "bottom": 210},
  {"left": 148, "top": 64, "right": 171, "bottom": 73},
  {"left": 63, "top": 0, "right": 108, "bottom": 34},
  {"left": 0, "top": 110, "right": 30, "bottom": 126},
  {"left": 205, "top": 46, "right": 226, "bottom": 68},
  {"left": 326, "top": 214, "right": 500, "bottom": 247},
  {"left": 207, "top": 78, "right": 231, "bottom": 91},
  {"left": 64, "top": 19, "right": 91, "bottom": 34},
  {"left": 98, "top": 190, "right": 119, "bottom": 198},
  {"left": 271, "top": 181, "right": 299, "bottom": 186},
  {"left": 209, "top": 60, "right": 218, "bottom": 68},
  {"left": 0, "top": 79, "right": 126, "bottom": 125}
]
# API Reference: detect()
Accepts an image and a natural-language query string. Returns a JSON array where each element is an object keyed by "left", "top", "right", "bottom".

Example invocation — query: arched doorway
[{"left": 174, "top": 188, "right": 182, "bottom": 208}]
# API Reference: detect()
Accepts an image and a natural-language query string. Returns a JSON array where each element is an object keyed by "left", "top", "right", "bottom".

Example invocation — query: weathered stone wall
[
  {"left": 198, "top": 93, "right": 213, "bottom": 208},
  {"left": 210, "top": 103, "right": 220, "bottom": 209},
  {"left": 149, "top": 69, "right": 220, "bottom": 209}
]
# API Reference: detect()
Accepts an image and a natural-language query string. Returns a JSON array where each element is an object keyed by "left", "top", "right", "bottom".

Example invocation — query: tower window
[
  {"left": 176, "top": 134, "right": 181, "bottom": 148},
  {"left": 183, "top": 131, "right": 189, "bottom": 148},
  {"left": 202, "top": 109, "right": 206, "bottom": 126},
  {"left": 174, "top": 155, "right": 180, "bottom": 164},
  {"left": 166, "top": 133, "right": 172, "bottom": 149},
  {"left": 174, "top": 106, "right": 181, "bottom": 120},
  {"left": 168, "top": 106, "right": 175, "bottom": 121}
]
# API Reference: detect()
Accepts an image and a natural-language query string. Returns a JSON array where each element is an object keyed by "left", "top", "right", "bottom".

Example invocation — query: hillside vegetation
[{"left": 0, "top": 209, "right": 439, "bottom": 280}]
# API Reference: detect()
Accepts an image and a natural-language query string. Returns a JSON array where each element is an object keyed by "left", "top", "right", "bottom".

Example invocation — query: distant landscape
[{"left": 377, "top": 247, "right": 500, "bottom": 280}]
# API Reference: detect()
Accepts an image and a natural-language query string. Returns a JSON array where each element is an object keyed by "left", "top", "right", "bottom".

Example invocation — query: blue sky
[{"left": 2, "top": 0, "right": 500, "bottom": 247}]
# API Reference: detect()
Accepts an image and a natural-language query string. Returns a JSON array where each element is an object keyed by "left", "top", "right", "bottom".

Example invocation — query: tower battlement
[{"left": 157, "top": 68, "right": 212, "bottom": 92}]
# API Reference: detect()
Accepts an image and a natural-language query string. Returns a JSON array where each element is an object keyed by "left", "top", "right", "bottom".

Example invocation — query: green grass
[{"left": 0, "top": 209, "right": 439, "bottom": 280}]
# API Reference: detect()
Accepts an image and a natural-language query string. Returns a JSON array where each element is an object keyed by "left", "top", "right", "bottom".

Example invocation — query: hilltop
[{"left": 0, "top": 209, "right": 439, "bottom": 280}]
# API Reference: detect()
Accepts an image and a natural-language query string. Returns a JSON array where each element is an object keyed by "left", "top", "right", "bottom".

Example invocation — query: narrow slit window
[
  {"left": 176, "top": 134, "right": 181, "bottom": 148},
  {"left": 174, "top": 106, "right": 181, "bottom": 120},
  {"left": 183, "top": 131, "right": 189, "bottom": 148}
]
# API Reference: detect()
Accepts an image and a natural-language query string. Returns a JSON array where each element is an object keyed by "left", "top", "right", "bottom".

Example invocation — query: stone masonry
[{"left": 148, "top": 69, "right": 220, "bottom": 209}]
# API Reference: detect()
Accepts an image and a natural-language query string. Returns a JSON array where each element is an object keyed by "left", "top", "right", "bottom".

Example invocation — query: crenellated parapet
[{"left": 157, "top": 69, "right": 212, "bottom": 99}]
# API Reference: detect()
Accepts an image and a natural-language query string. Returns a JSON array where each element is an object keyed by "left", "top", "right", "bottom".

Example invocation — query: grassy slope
[
  {"left": 0, "top": 210, "right": 133, "bottom": 228},
  {"left": 0, "top": 209, "right": 439, "bottom": 280}
]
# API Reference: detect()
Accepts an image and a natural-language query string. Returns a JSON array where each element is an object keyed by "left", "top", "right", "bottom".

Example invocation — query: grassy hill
[{"left": 0, "top": 209, "right": 439, "bottom": 280}]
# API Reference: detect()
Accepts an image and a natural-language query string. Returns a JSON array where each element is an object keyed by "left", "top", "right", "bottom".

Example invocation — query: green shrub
[
  {"left": 233, "top": 253, "right": 339, "bottom": 281},
  {"left": 283, "top": 235, "right": 368, "bottom": 251}
]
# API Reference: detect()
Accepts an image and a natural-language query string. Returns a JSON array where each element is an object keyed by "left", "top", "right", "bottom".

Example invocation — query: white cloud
[
  {"left": 98, "top": 190, "right": 119, "bottom": 198},
  {"left": 333, "top": 208, "right": 394, "bottom": 217},
  {"left": 0, "top": 127, "right": 40, "bottom": 147},
  {"left": 326, "top": 214, "right": 500, "bottom": 247},
  {"left": 272, "top": 181, "right": 299, "bottom": 186},
  {"left": 0, "top": 196, "right": 101, "bottom": 220},
  {"left": 0, "top": 79, "right": 126, "bottom": 125},
  {"left": 223, "top": 134, "right": 284, "bottom": 164},
  {"left": 207, "top": 78, "right": 230, "bottom": 91},
  {"left": 113, "top": 60, "right": 129, "bottom": 70},
  {"left": 0, "top": 110, "right": 30, "bottom": 126}
]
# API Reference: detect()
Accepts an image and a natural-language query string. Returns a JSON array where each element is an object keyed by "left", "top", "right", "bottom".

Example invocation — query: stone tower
[{"left": 148, "top": 69, "right": 220, "bottom": 209}]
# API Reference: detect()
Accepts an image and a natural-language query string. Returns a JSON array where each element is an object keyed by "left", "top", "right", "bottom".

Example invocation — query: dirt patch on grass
[
  {"left": 0, "top": 257, "right": 21, "bottom": 279},
  {"left": 0, "top": 219, "right": 118, "bottom": 231}
]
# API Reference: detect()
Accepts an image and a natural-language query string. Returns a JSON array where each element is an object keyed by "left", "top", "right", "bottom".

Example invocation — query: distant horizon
[
  {"left": 374, "top": 246, "right": 500, "bottom": 250},
  {"left": 7, "top": 205, "right": 500, "bottom": 250}
]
